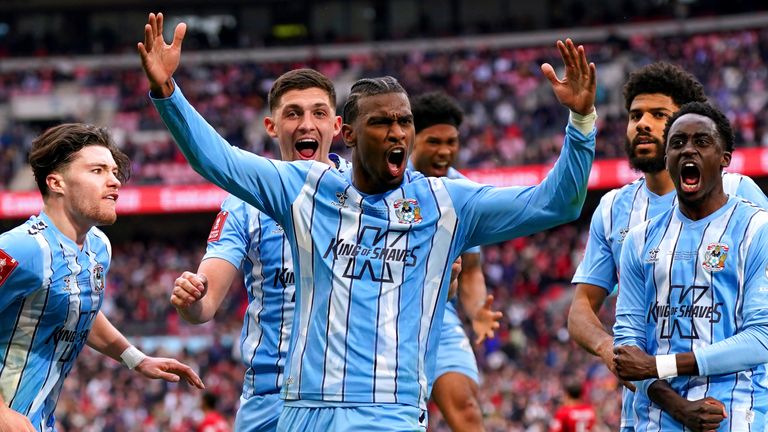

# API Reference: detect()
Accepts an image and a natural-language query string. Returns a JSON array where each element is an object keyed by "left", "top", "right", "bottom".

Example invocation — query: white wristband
[
  {"left": 120, "top": 345, "right": 147, "bottom": 370},
  {"left": 655, "top": 354, "right": 678, "bottom": 379}
]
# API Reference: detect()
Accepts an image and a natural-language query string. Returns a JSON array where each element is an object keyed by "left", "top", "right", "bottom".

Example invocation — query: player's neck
[
  {"left": 678, "top": 189, "right": 728, "bottom": 221},
  {"left": 644, "top": 170, "right": 675, "bottom": 196},
  {"left": 43, "top": 201, "right": 89, "bottom": 248}
]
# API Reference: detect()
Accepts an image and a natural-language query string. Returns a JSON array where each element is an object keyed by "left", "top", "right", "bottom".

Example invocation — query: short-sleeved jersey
[
  {"left": 615, "top": 197, "right": 768, "bottom": 431},
  {"left": 0, "top": 213, "right": 109, "bottom": 431},
  {"left": 204, "top": 155, "right": 351, "bottom": 398},
  {"left": 571, "top": 173, "right": 768, "bottom": 429},
  {"left": 154, "top": 86, "right": 595, "bottom": 409}
]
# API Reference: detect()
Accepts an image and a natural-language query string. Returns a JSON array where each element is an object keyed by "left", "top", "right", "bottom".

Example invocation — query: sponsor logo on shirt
[
  {"left": 207, "top": 211, "right": 229, "bottom": 242},
  {"left": 393, "top": 198, "right": 422, "bottom": 224},
  {"left": 647, "top": 285, "right": 723, "bottom": 340},
  {"left": 0, "top": 249, "right": 19, "bottom": 288},
  {"left": 702, "top": 242, "right": 728, "bottom": 272}
]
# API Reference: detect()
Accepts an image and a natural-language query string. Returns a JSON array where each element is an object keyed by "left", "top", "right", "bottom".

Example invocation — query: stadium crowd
[{"left": 1, "top": 27, "right": 768, "bottom": 189}]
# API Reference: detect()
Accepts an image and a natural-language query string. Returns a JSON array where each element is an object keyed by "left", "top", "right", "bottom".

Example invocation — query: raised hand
[
  {"left": 541, "top": 39, "right": 596, "bottom": 116},
  {"left": 137, "top": 12, "right": 187, "bottom": 98},
  {"left": 134, "top": 356, "right": 205, "bottom": 389},
  {"left": 472, "top": 295, "right": 502, "bottom": 345},
  {"left": 171, "top": 271, "right": 209, "bottom": 309}
]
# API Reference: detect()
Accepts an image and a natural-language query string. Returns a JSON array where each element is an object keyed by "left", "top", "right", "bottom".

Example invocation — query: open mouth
[
  {"left": 295, "top": 139, "right": 319, "bottom": 160},
  {"left": 387, "top": 148, "right": 406, "bottom": 177},
  {"left": 680, "top": 162, "right": 701, "bottom": 193}
]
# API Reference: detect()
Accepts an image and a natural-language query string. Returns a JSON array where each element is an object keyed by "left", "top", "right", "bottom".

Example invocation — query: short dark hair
[
  {"left": 29, "top": 123, "right": 131, "bottom": 196},
  {"left": 411, "top": 91, "right": 464, "bottom": 133},
  {"left": 623, "top": 62, "right": 707, "bottom": 111},
  {"left": 663, "top": 101, "right": 735, "bottom": 153},
  {"left": 267, "top": 68, "right": 337, "bottom": 112},
  {"left": 563, "top": 379, "right": 584, "bottom": 399},
  {"left": 343, "top": 76, "right": 408, "bottom": 124}
]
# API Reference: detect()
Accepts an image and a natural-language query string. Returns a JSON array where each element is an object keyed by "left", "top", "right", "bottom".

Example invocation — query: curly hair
[
  {"left": 623, "top": 62, "right": 707, "bottom": 111},
  {"left": 663, "top": 101, "right": 735, "bottom": 152},
  {"left": 411, "top": 91, "right": 464, "bottom": 133}
]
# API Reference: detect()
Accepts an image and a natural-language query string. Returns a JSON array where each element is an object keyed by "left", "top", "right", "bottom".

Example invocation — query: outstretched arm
[
  {"left": 87, "top": 312, "right": 204, "bottom": 389},
  {"left": 457, "top": 39, "right": 597, "bottom": 248}
]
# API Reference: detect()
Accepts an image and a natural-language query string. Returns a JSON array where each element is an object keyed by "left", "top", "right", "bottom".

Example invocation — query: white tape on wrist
[
  {"left": 120, "top": 345, "right": 147, "bottom": 370},
  {"left": 655, "top": 354, "right": 678, "bottom": 379}
]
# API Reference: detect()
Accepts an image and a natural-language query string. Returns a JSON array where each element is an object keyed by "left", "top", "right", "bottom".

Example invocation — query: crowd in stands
[
  {"left": 50, "top": 220, "right": 621, "bottom": 431},
  {"left": 1, "top": 27, "right": 768, "bottom": 190}
]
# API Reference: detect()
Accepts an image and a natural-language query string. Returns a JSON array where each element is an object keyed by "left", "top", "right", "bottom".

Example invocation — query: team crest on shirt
[
  {"left": 393, "top": 198, "right": 422, "bottom": 224},
  {"left": 702, "top": 242, "right": 729, "bottom": 272},
  {"left": 92, "top": 264, "right": 105, "bottom": 292},
  {"left": 646, "top": 248, "right": 660, "bottom": 263}
]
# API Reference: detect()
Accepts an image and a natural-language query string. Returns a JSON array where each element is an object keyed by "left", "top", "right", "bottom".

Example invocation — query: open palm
[
  {"left": 137, "top": 12, "right": 186, "bottom": 97},
  {"left": 541, "top": 39, "right": 596, "bottom": 115}
]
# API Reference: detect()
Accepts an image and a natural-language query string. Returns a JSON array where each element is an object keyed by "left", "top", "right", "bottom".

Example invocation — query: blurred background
[{"left": 1, "top": 0, "right": 768, "bottom": 430}]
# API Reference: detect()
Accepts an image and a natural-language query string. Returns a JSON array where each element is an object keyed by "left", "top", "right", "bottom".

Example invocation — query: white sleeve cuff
[{"left": 569, "top": 108, "right": 597, "bottom": 135}]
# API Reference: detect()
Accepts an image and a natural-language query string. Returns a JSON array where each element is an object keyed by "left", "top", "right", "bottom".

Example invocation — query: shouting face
[
  {"left": 265, "top": 87, "right": 341, "bottom": 163},
  {"left": 665, "top": 113, "right": 731, "bottom": 206},
  {"left": 343, "top": 92, "right": 414, "bottom": 195}
]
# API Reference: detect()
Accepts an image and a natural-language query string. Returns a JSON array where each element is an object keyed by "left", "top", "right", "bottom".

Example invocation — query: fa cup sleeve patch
[
  {"left": 0, "top": 249, "right": 19, "bottom": 287},
  {"left": 207, "top": 211, "right": 229, "bottom": 242}
]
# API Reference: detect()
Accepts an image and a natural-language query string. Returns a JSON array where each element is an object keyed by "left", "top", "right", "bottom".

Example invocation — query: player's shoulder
[
  {"left": 601, "top": 178, "right": 645, "bottom": 205},
  {"left": 446, "top": 166, "right": 469, "bottom": 181},
  {"left": 0, "top": 216, "right": 49, "bottom": 269},
  {"left": 87, "top": 226, "right": 112, "bottom": 252}
]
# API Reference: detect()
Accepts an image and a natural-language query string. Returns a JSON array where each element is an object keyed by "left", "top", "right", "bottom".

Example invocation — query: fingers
[
  {"left": 173, "top": 23, "right": 187, "bottom": 50},
  {"left": 171, "top": 271, "right": 207, "bottom": 307},
  {"left": 143, "top": 23, "right": 153, "bottom": 51},
  {"left": 541, "top": 63, "right": 558, "bottom": 86},
  {"left": 166, "top": 361, "right": 205, "bottom": 389},
  {"left": 157, "top": 12, "right": 164, "bottom": 38}
]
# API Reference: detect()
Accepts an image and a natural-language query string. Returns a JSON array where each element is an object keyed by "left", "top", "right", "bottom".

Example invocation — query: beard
[
  {"left": 624, "top": 136, "right": 666, "bottom": 173},
  {"left": 75, "top": 197, "right": 117, "bottom": 227}
]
